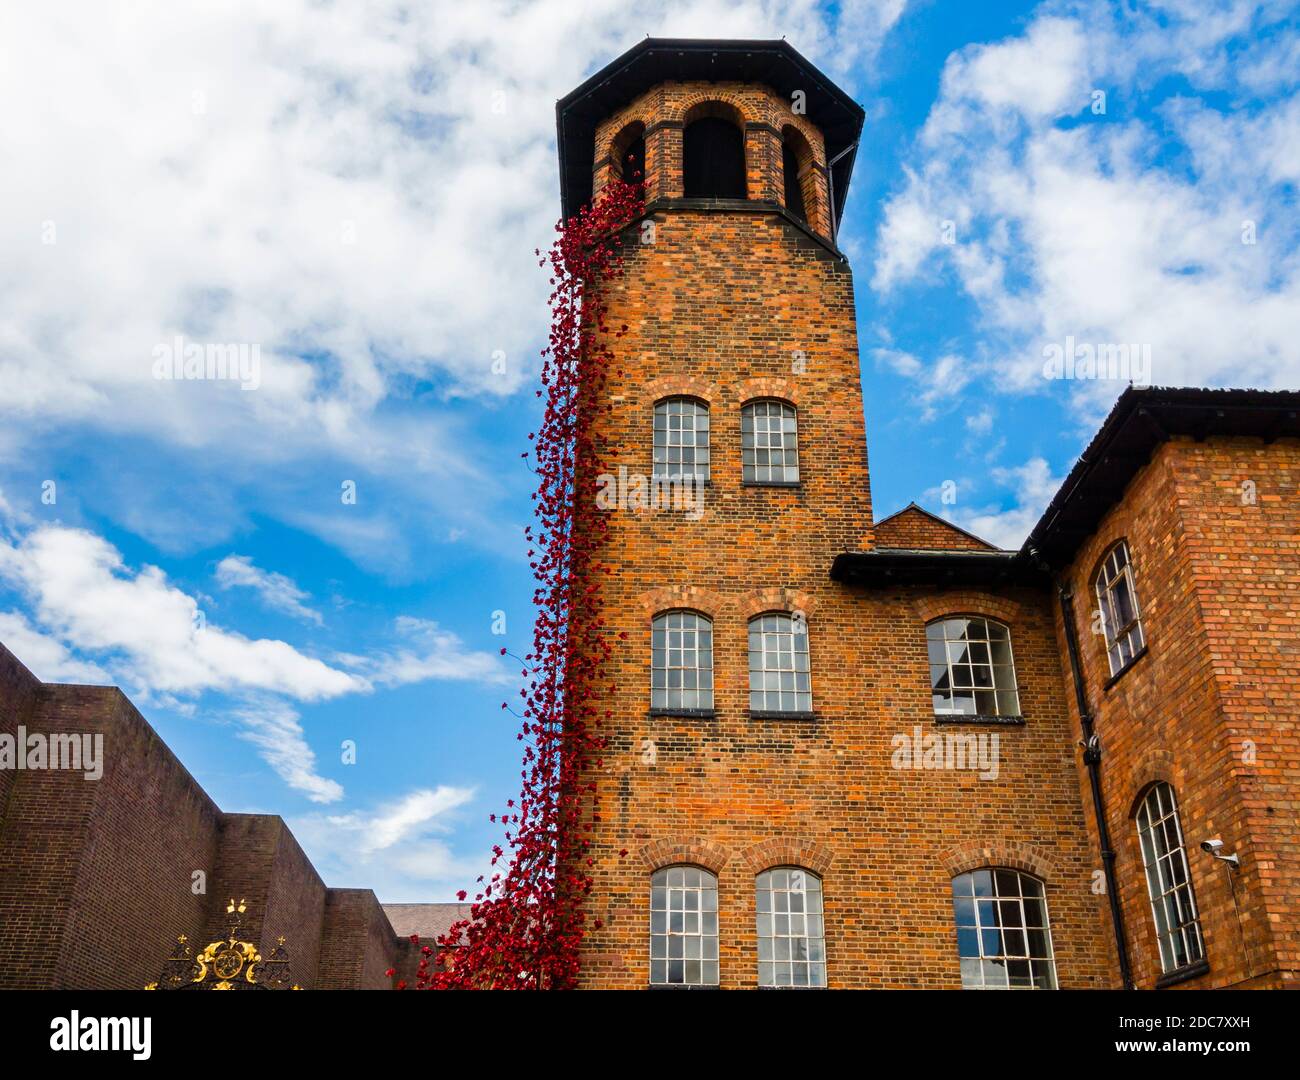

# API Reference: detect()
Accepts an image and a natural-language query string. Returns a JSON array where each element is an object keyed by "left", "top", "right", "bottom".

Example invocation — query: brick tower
[{"left": 557, "top": 39, "right": 1112, "bottom": 990}]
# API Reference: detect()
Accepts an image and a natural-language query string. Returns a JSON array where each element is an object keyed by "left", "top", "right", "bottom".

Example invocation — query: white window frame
[
  {"left": 926, "top": 616, "right": 1021, "bottom": 718},
  {"left": 950, "top": 868, "right": 1058, "bottom": 989},
  {"left": 649, "top": 865, "right": 719, "bottom": 986},
  {"left": 747, "top": 612, "right": 811, "bottom": 714},
  {"left": 652, "top": 397, "right": 710, "bottom": 481},
  {"left": 741, "top": 400, "right": 800, "bottom": 484},
  {"left": 651, "top": 611, "right": 714, "bottom": 712},
  {"left": 1136, "top": 782, "right": 1205, "bottom": 975},
  {"left": 756, "top": 868, "right": 826, "bottom": 988},
  {"left": 1095, "top": 541, "right": 1146, "bottom": 676}
]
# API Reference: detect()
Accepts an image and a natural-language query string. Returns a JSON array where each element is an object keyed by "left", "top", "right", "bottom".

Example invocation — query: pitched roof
[
  {"left": 381, "top": 903, "right": 475, "bottom": 945},
  {"left": 1025, "top": 385, "right": 1300, "bottom": 569}
]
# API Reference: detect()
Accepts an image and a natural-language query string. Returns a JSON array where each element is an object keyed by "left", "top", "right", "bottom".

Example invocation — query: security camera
[{"left": 1201, "top": 838, "right": 1240, "bottom": 868}]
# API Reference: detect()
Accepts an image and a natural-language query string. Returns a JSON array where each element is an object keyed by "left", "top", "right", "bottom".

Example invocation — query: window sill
[
  {"left": 650, "top": 475, "right": 711, "bottom": 486},
  {"left": 932, "top": 714, "right": 1026, "bottom": 726},
  {"left": 1154, "top": 958, "right": 1210, "bottom": 989},
  {"left": 756, "top": 984, "right": 827, "bottom": 991},
  {"left": 1103, "top": 645, "right": 1149, "bottom": 691},
  {"left": 646, "top": 983, "right": 721, "bottom": 991},
  {"left": 749, "top": 710, "right": 816, "bottom": 721},
  {"left": 742, "top": 480, "right": 801, "bottom": 489},
  {"left": 647, "top": 708, "right": 715, "bottom": 719}
]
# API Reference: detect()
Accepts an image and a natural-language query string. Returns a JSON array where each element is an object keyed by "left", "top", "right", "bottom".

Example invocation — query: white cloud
[
  {"left": 0, "top": 610, "right": 111, "bottom": 684},
  {"left": 0, "top": 520, "right": 509, "bottom": 702},
  {"left": 965, "top": 407, "right": 995, "bottom": 435},
  {"left": 349, "top": 616, "right": 513, "bottom": 688},
  {"left": 0, "top": 1, "right": 905, "bottom": 453},
  {"left": 216, "top": 554, "right": 323, "bottom": 626},
  {"left": 0, "top": 523, "right": 362, "bottom": 700},
  {"left": 960, "top": 16, "right": 1087, "bottom": 118},
  {"left": 233, "top": 699, "right": 344, "bottom": 804},
  {"left": 872, "top": 348, "right": 972, "bottom": 419},
  {"left": 873, "top": 1, "right": 1300, "bottom": 418},
  {"left": 952, "top": 456, "right": 1064, "bottom": 549},
  {"left": 289, "top": 785, "right": 483, "bottom": 901}
]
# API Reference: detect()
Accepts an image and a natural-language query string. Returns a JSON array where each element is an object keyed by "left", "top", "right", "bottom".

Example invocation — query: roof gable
[{"left": 873, "top": 504, "right": 1000, "bottom": 552}]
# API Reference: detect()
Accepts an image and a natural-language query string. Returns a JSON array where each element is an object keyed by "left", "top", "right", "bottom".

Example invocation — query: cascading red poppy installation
[{"left": 389, "top": 178, "right": 644, "bottom": 989}]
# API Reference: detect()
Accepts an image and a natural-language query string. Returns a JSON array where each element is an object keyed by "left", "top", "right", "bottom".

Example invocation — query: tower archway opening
[
  {"left": 781, "top": 125, "right": 817, "bottom": 226},
  {"left": 612, "top": 121, "right": 646, "bottom": 185},
  {"left": 683, "top": 104, "right": 746, "bottom": 199}
]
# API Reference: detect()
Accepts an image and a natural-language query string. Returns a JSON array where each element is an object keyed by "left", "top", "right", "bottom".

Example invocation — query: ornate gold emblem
[{"left": 147, "top": 899, "right": 299, "bottom": 990}]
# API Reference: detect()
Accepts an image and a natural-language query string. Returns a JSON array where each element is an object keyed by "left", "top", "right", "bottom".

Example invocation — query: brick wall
[
  {"left": 0, "top": 641, "right": 39, "bottom": 815},
  {"left": 318, "top": 889, "right": 408, "bottom": 990},
  {"left": 1055, "top": 436, "right": 1300, "bottom": 989},
  {"left": 0, "top": 642, "right": 402, "bottom": 989},
  {"left": 0, "top": 679, "right": 222, "bottom": 990},
  {"left": 565, "top": 93, "right": 1113, "bottom": 986}
]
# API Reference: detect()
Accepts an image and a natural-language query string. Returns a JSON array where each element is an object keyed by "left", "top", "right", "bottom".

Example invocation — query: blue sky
[{"left": 1, "top": 0, "right": 1296, "bottom": 900}]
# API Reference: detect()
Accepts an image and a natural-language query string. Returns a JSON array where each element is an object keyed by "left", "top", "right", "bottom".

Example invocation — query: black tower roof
[{"left": 556, "top": 38, "right": 865, "bottom": 223}]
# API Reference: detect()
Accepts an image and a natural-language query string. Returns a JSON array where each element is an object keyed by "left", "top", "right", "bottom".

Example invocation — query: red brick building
[
  {"left": 0, "top": 37, "right": 1295, "bottom": 995},
  {"left": 558, "top": 39, "right": 1300, "bottom": 990}
]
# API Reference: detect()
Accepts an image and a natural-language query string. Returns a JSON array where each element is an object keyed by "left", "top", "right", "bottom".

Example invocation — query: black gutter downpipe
[{"left": 1057, "top": 583, "right": 1135, "bottom": 989}]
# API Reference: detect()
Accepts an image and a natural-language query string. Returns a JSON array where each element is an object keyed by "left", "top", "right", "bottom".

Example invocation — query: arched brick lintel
[
  {"left": 635, "top": 585, "right": 727, "bottom": 619},
  {"left": 939, "top": 842, "right": 1059, "bottom": 883},
  {"left": 637, "top": 838, "right": 732, "bottom": 876},
  {"left": 738, "top": 837, "right": 835, "bottom": 877},
  {"left": 1122, "top": 748, "right": 1184, "bottom": 818},
  {"left": 643, "top": 373, "right": 720, "bottom": 406},
  {"left": 737, "top": 376, "right": 801, "bottom": 408},
  {"left": 737, "top": 586, "right": 816, "bottom": 620},
  {"left": 912, "top": 593, "right": 1024, "bottom": 628}
]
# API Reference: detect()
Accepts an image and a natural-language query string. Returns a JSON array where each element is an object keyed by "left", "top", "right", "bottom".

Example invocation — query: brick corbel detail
[
  {"left": 737, "top": 376, "right": 800, "bottom": 407},
  {"left": 636, "top": 584, "right": 726, "bottom": 619},
  {"left": 638, "top": 837, "right": 732, "bottom": 875},
  {"left": 939, "top": 842, "right": 1059, "bottom": 882},
  {"left": 735, "top": 587, "right": 816, "bottom": 620},
  {"left": 911, "top": 592, "right": 1024, "bottom": 628},
  {"left": 738, "top": 837, "right": 835, "bottom": 876}
]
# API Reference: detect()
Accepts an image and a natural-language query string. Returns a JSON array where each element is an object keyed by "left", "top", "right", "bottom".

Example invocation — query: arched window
[
  {"left": 781, "top": 126, "right": 813, "bottom": 223},
  {"left": 651, "top": 611, "right": 714, "bottom": 712},
  {"left": 1136, "top": 782, "right": 1205, "bottom": 974},
  {"left": 748, "top": 612, "right": 811, "bottom": 714},
  {"left": 652, "top": 397, "right": 710, "bottom": 481},
  {"left": 950, "top": 868, "right": 1057, "bottom": 989},
  {"left": 683, "top": 105, "right": 746, "bottom": 199},
  {"left": 741, "top": 400, "right": 799, "bottom": 484},
  {"left": 756, "top": 868, "right": 826, "bottom": 987},
  {"left": 649, "top": 865, "right": 719, "bottom": 986},
  {"left": 1095, "top": 540, "right": 1145, "bottom": 676},
  {"left": 926, "top": 617, "right": 1021, "bottom": 718},
  {"left": 612, "top": 121, "right": 646, "bottom": 185}
]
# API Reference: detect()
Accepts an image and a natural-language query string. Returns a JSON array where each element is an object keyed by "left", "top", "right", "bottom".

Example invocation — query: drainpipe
[{"left": 1056, "top": 581, "right": 1135, "bottom": 990}]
